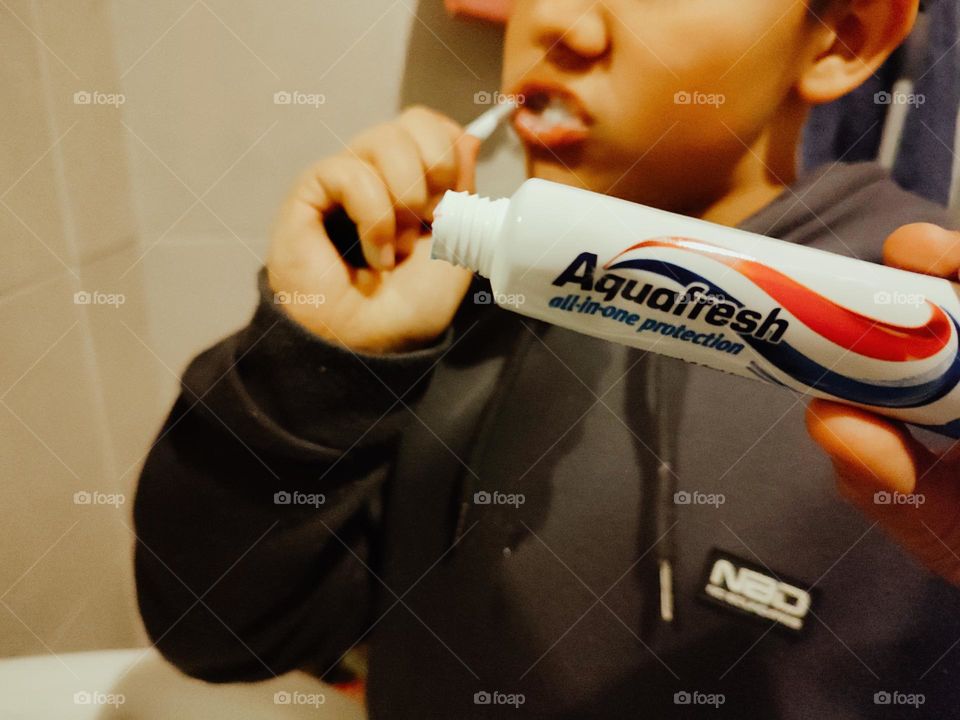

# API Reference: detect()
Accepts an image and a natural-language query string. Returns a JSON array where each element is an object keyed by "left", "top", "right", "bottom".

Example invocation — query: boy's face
[{"left": 502, "top": 0, "right": 818, "bottom": 213}]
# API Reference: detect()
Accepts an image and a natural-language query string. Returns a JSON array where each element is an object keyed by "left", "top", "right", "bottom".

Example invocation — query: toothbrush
[{"left": 465, "top": 98, "right": 518, "bottom": 141}]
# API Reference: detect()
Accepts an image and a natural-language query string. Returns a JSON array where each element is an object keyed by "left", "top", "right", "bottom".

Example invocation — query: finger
[
  {"left": 883, "top": 223, "right": 960, "bottom": 278},
  {"left": 350, "top": 123, "right": 431, "bottom": 222},
  {"left": 805, "top": 398, "right": 935, "bottom": 494},
  {"left": 397, "top": 106, "right": 462, "bottom": 194},
  {"left": 305, "top": 156, "right": 397, "bottom": 271}
]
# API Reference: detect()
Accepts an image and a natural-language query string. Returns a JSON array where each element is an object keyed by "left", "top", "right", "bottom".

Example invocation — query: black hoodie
[{"left": 134, "top": 162, "right": 960, "bottom": 719}]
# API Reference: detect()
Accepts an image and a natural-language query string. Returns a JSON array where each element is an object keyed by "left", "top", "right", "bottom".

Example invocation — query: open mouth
[{"left": 511, "top": 84, "right": 591, "bottom": 150}]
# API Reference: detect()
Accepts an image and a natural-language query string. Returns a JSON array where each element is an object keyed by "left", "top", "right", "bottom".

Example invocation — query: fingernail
[{"left": 379, "top": 244, "right": 395, "bottom": 270}]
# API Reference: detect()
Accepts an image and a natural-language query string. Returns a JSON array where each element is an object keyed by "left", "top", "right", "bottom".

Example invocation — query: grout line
[
  {"left": 20, "top": 4, "right": 130, "bottom": 482},
  {"left": 75, "top": 290, "right": 124, "bottom": 486},
  {"left": 29, "top": 0, "right": 81, "bottom": 272},
  {"left": 0, "top": 268, "right": 76, "bottom": 308},
  {"left": 103, "top": 2, "right": 148, "bottom": 256},
  {"left": 25, "top": 2, "right": 122, "bottom": 486}
]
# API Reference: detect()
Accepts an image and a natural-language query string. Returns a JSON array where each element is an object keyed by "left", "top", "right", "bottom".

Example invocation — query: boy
[{"left": 134, "top": 0, "right": 960, "bottom": 717}]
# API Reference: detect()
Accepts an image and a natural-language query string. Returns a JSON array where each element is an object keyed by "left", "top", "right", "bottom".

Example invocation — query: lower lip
[{"left": 512, "top": 106, "right": 590, "bottom": 150}]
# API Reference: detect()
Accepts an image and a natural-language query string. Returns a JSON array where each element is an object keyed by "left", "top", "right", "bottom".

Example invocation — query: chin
[
  {"left": 526, "top": 155, "right": 683, "bottom": 210},
  {"left": 526, "top": 156, "right": 602, "bottom": 192}
]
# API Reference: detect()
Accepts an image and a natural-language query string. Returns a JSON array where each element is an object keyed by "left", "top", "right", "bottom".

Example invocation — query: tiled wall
[
  {"left": 1, "top": 0, "right": 148, "bottom": 657},
  {"left": 0, "top": 0, "right": 522, "bottom": 658}
]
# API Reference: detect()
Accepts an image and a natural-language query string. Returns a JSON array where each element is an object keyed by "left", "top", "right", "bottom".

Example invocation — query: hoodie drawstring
[{"left": 649, "top": 354, "right": 683, "bottom": 623}]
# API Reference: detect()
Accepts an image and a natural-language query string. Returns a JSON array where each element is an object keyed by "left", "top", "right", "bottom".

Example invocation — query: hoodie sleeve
[{"left": 133, "top": 267, "right": 455, "bottom": 683}]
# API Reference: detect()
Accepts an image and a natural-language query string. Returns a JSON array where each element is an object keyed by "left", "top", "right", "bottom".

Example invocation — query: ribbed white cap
[{"left": 430, "top": 190, "right": 509, "bottom": 279}]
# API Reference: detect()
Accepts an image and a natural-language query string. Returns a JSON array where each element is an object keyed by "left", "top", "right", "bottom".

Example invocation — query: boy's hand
[
  {"left": 806, "top": 223, "right": 960, "bottom": 586},
  {"left": 266, "top": 106, "right": 480, "bottom": 354}
]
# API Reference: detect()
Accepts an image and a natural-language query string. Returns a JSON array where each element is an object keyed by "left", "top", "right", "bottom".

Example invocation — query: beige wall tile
[
  {"left": 33, "top": 0, "right": 138, "bottom": 263},
  {"left": 0, "top": 153, "right": 78, "bottom": 295},
  {"left": 112, "top": 0, "right": 290, "bottom": 241},
  {"left": 0, "top": 273, "right": 140, "bottom": 656},
  {"left": 0, "top": 0, "right": 525, "bottom": 662},
  {"left": 78, "top": 247, "right": 171, "bottom": 487},
  {"left": 0, "top": 0, "right": 75, "bottom": 294},
  {"left": 138, "top": 237, "right": 262, "bottom": 374},
  {"left": 110, "top": 0, "right": 524, "bottom": 248}
]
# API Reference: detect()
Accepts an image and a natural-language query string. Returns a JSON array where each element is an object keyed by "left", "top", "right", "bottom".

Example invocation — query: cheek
[
  {"left": 500, "top": 36, "right": 523, "bottom": 87},
  {"left": 501, "top": 5, "right": 536, "bottom": 86},
  {"left": 609, "top": 0, "right": 807, "bottom": 129},
  {"left": 602, "top": 2, "right": 807, "bottom": 152}
]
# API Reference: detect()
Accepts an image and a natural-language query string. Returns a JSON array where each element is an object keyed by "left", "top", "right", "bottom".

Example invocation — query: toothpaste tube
[{"left": 430, "top": 178, "right": 960, "bottom": 437}]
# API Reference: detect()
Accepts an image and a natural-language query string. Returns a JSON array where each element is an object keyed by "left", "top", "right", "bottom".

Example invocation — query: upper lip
[{"left": 509, "top": 80, "right": 593, "bottom": 124}]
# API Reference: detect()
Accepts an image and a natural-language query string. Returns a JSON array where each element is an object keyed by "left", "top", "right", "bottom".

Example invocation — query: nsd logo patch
[{"left": 698, "top": 549, "right": 814, "bottom": 635}]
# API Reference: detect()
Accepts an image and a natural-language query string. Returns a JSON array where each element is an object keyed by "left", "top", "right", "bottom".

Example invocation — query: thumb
[
  {"left": 454, "top": 134, "right": 481, "bottom": 194},
  {"left": 805, "top": 399, "right": 934, "bottom": 495},
  {"left": 401, "top": 133, "right": 481, "bottom": 258},
  {"left": 883, "top": 223, "right": 960, "bottom": 278}
]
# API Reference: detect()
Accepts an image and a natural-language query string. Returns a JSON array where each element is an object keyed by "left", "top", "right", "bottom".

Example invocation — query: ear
[
  {"left": 445, "top": 0, "right": 513, "bottom": 24},
  {"left": 797, "top": 0, "right": 919, "bottom": 105}
]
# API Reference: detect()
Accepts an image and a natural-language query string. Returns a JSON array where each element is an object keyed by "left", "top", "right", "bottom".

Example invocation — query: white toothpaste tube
[{"left": 430, "top": 178, "right": 960, "bottom": 437}]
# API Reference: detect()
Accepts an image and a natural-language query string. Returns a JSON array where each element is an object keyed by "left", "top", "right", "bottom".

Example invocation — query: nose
[{"left": 529, "top": 0, "right": 609, "bottom": 62}]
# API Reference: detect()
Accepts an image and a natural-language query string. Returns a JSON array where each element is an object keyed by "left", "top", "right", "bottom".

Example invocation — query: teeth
[
  {"left": 527, "top": 96, "right": 584, "bottom": 131},
  {"left": 541, "top": 99, "right": 576, "bottom": 126}
]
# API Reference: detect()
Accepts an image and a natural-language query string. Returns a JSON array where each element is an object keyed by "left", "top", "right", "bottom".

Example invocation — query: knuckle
[
  {"left": 401, "top": 177, "right": 429, "bottom": 203},
  {"left": 352, "top": 160, "right": 387, "bottom": 199},
  {"left": 295, "top": 156, "right": 337, "bottom": 196},
  {"left": 424, "top": 150, "right": 457, "bottom": 186},
  {"left": 401, "top": 105, "right": 458, "bottom": 137},
  {"left": 352, "top": 122, "right": 401, "bottom": 155},
  {"left": 308, "top": 154, "right": 347, "bottom": 181},
  {"left": 320, "top": 156, "right": 381, "bottom": 207},
  {"left": 401, "top": 104, "right": 433, "bottom": 122}
]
